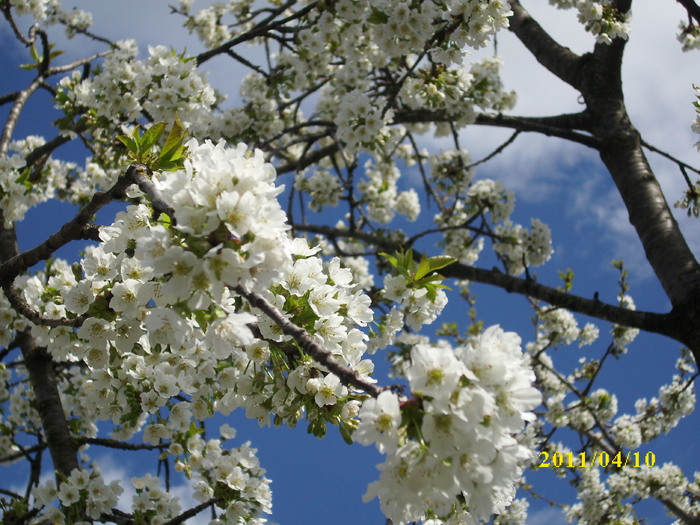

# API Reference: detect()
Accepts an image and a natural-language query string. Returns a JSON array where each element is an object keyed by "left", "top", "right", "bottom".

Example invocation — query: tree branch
[
  {"left": 508, "top": 0, "right": 585, "bottom": 89},
  {"left": 0, "top": 165, "right": 156, "bottom": 287},
  {"left": 234, "top": 285, "right": 383, "bottom": 397},
  {"left": 660, "top": 496, "right": 700, "bottom": 525},
  {"left": 77, "top": 436, "right": 169, "bottom": 451},
  {"left": 393, "top": 109, "right": 601, "bottom": 148},
  {"left": 2, "top": 282, "right": 84, "bottom": 327},
  {"left": 475, "top": 113, "right": 600, "bottom": 148},
  {"left": 274, "top": 143, "right": 340, "bottom": 176},
  {"left": 0, "top": 75, "right": 44, "bottom": 156},
  {"left": 575, "top": 28, "right": 700, "bottom": 360},
  {"left": 16, "top": 331, "right": 79, "bottom": 478},
  {"left": 293, "top": 224, "right": 676, "bottom": 338},
  {"left": 676, "top": 0, "right": 700, "bottom": 26},
  {"left": 196, "top": 0, "right": 314, "bottom": 65},
  {"left": 163, "top": 497, "right": 223, "bottom": 525},
  {"left": 126, "top": 164, "right": 177, "bottom": 224},
  {"left": 440, "top": 262, "right": 673, "bottom": 336},
  {"left": 641, "top": 139, "right": 700, "bottom": 176}
]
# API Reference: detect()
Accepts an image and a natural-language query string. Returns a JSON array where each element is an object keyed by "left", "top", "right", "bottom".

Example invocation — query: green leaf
[
  {"left": 379, "top": 252, "right": 398, "bottom": 268},
  {"left": 116, "top": 135, "right": 139, "bottom": 156},
  {"left": 367, "top": 6, "right": 389, "bottom": 24},
  {"left": 557, "top": 268, "right": 574, "bottom": 292},
  {"left": 416, "top": 273, "right": 448, "bottom": 285},
  {"left": 193, "top": 309, "right": 210, "bottom": 331},
  {"left": 160, "top": 116, "right": 187, "bottom": 162},
  {"left": 399, "top": 249, "right": 414, "bottom": 270},
  {"left": 140, "top": 121, "right": 167, "bottom": 152},
  {"left": 339, "top": 422, "right": 354, "bottom": 445},
  {"left": 131, "top": 124, "right": 143, "bottom": 147},
  {"left": 158, "top": 211, "right": 173, "bottom": 228},
  {"left": 414, "top": 253, "right": 431, "bottom": 281},
  {"left": 428, "top": 255, "right": 457, "bottom": 273}
]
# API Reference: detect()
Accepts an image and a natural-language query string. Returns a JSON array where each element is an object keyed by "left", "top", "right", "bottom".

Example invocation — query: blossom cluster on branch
[{"left": 0, "top": 0, "right": 699, "bottom": 524}]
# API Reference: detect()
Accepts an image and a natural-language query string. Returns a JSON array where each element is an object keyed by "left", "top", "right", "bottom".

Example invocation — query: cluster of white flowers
[
  {"left": 33, "top": 467, "right": 123, "bottom": 522},
  {"left": 8, "top": 0, "right": 57, "bottom": 22},
  {"left": 525, "top": 296, "right": 699, "bottom": 523},
  {"left": 466, "top": 179, "right": 514, "bottom": 222},
  {"left": 369, "top": 0, "right": 437, "bottom": 59},
  {"left": 7, "top": 0, "right": 699, "bottom": 523},
  {"left": 178, "top": 433, "right": 272, "bottom": 521},
  {"left": 9, "top": 138, "right": 391, "bottom": 522},
  {"left": 334, "top": 91, "right": 394, "bottom": 153},
  {"left": 180, "top": 1, "right": 234, "bottom": 47},
  {"left": 494, "top": 218, "right": 553, "bottom": 276},
  {"left": 294, "top": 169, "right": 343, "bottom": 211},
  {"left": 429, "top": 149, "right": 474, "bottom": 192},
  {"left": 467, "top": 56, "right": 518, "bottom": 112},
  {"left": 57, "top": 43, "right": 218, "bottom": 138},
  {"left": 400, "top": 56, "right": 516, "bottom": 133},
  {"left": 433, "top": 177, "right": 553, "bottom": 275},
  {"left": 383, "top": 273, "right": 448, "bottom": 332},
  {"left": 0, "top": 137, "right": 76, "bottom": 227},
  {"left": 129, "top": 473, "right": 182, "bottom": 522},
  {"left": 531, "top": 307, "right": 599, "bottom": 349},
  {"left": 7, "top": 0, "right": 91, "bottom": 34},
  {"left": 357, "top": 326, "right": 541, "bottom": 524},
  {"left": 678, "top": 22, "right": 700, "bottom": 52},
  {"left": 565, "top": 460, "right": 699, "bottom": 524},
  {"left": 446, "top": 0, "right": 513, "bottom": 49},
  {"left": 548, "top": 0, "right": 631, "bottom": 45},
  {"left": 611, "top": 294, "right": 640, "bottom": 352},
  {"left": 357, "top": 159, "right": 422, "bottom": 223}
]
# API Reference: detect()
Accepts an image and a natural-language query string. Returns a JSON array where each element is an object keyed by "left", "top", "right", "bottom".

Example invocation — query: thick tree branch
[
  {"left": 234, "top": 285, "right": 383, "bottom": 397},
  {"left": 0, "top": 90, "right": 21, "bottom": 106},
  {"left": 508, "top": 0, "right": 585, "bottom": 89},
  {"left": 16, "top": 331, "right": 79, "bottom": 478},
  {"left": 676, "top": 0, "right": 700, "bottom": 25},
  {"left": 475, "top": 113, "right": 600, "bottom": 148},
  {"left": 577, "top": 30, "right": 700, "bottom": 343},
  {"left": 393, "top": 109, "right": 601, "bottom": 148},
  {"left": 273, "top": 109, "right": 598, "bottom": 177},
  {"left": 660, "top": 496, "right": 700, "bottom": 525},
  {"left": 0, "top": 75, "right": 44, "bottom": 156},
  {"left": 294, "top": 224, "right": 674, "bottom": 338},
  {"left": 440, "top": 263, "right": 674, "bottom": 337}
]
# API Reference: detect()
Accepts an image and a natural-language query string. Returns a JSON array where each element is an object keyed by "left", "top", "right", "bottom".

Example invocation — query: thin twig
[{"left": 642, "top": 138, "right": 700, "bottom": 175}]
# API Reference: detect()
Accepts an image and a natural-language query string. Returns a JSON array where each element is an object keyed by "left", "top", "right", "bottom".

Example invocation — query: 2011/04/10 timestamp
[{"left": 538, "top": 450, "right": 656, "bottom": 469}]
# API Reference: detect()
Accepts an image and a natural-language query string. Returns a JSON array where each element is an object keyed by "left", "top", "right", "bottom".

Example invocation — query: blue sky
[{"left": 2, "top": 2, "right": 700, "bottom": 524}]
